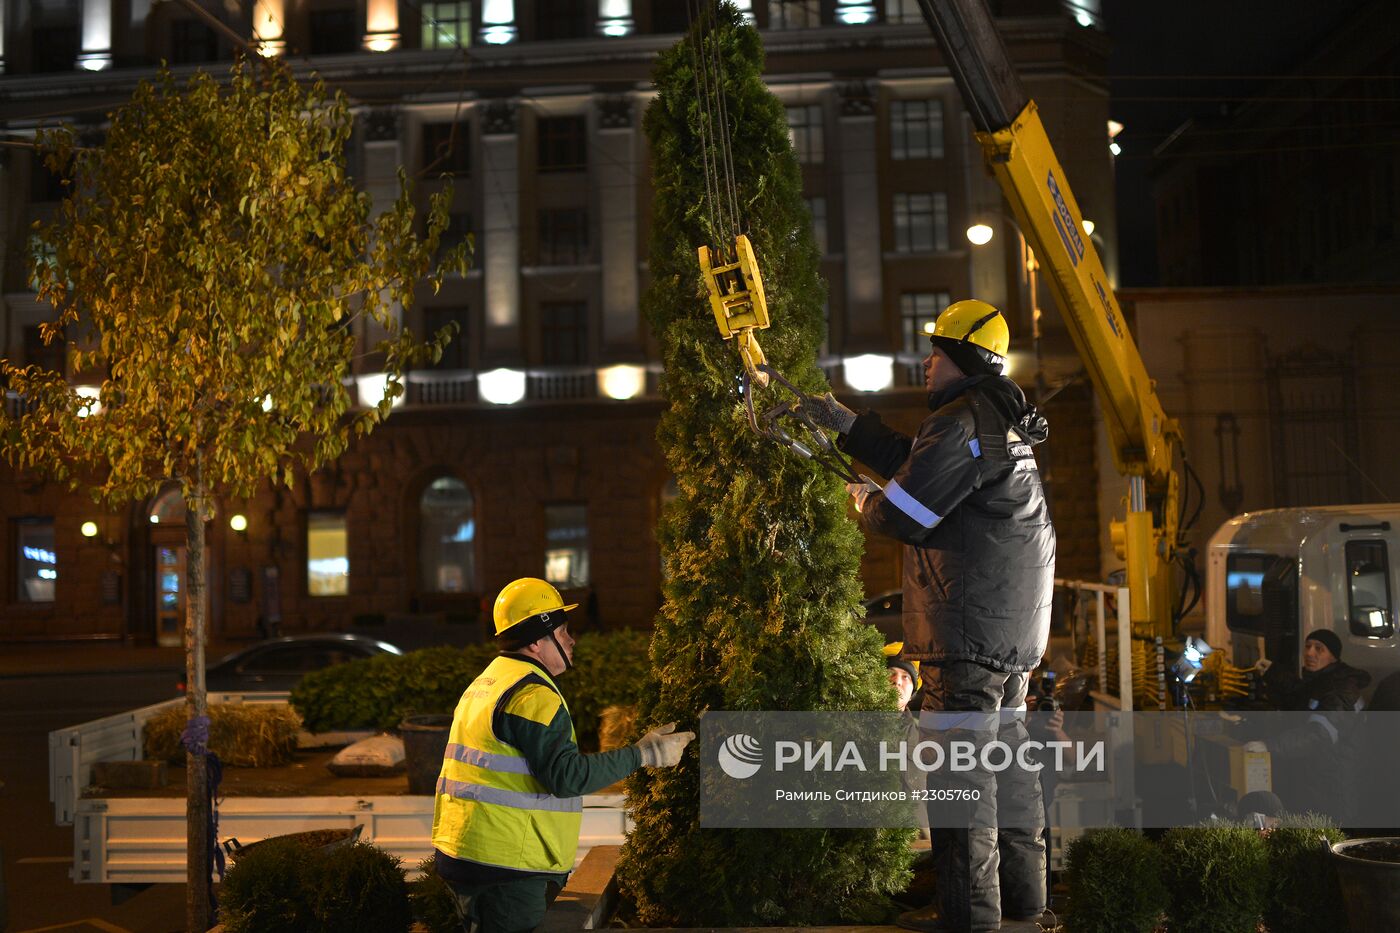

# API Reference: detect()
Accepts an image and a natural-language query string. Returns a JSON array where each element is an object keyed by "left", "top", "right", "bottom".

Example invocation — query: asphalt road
[{"left": 0, "top": 670, "right": 190, "bottom": 933}]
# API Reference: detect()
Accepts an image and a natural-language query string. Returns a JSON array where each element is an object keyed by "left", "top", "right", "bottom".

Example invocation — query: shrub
[
  {"left": 291, "top": 644, "right": 497, "bottom": 733},
  {"left": 409, "top": 857, "right": 461, "bottom": 933},
  {"left": 221, "top": 837, "right": 410, "bottom": 933},
  {"left": 1160, "top": 824, "right": 1267, "bottom": 933},
  {"left": 558, "top": 630, "right": 651, "bottom": 750},
  {"left": 1263, "top": 815, "right": 1347, "bottom": 933},
  {"left": 1064, "top": 828, "right": 1167, "bottom": 933},
  {"left": 290, "top": 633, "right": 652, "bottom": 749},
  {"left": 142, "top": 702, "right": 299, "bottom": 767},
  {"left": 311, "top": 842, "right": 412, "bottom": 933}
]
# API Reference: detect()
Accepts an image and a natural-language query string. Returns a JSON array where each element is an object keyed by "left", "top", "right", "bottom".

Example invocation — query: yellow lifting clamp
[{"left": 698, "top": 233, "right": 771, "bottom": 385}]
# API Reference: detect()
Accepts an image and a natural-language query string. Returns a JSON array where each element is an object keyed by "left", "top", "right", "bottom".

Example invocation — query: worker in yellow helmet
[
  {"left": 805, "top": 299, "right": 1055, "bottom": 933},
  {"left": 431, "top": 578, "right": 694, "bottom": 932},
  {"left": 884, "top": 641, "right": 921, "bottom": 712}
]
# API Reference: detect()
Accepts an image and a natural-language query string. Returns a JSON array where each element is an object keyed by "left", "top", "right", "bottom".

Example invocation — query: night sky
[{"left": 1103, "top": 0, "right": 1372, "bottom": 286}]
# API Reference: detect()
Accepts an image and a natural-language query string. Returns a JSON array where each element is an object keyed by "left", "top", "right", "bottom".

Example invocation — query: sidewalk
[{"left": 0, "top": 637, "right": 254, "bottom": 679}]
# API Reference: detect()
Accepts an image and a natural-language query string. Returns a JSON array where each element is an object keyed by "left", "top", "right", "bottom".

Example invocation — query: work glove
[
  {"left": 846, "top": 478, "right": 880, "bottom": 514},
  {"left": 635, "top": 721, "right": 696, "bottom": 768},
  {"left": 801, "top": 392, "right": 857, "bottom": 434},
  {"left": 1253, "top": 658, "right": 1273, "bottom": 674}
]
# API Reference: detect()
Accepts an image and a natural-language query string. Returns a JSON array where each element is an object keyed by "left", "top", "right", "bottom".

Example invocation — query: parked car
[
  {"left": 179, "top": 633, "right": 404, "bottom": 693},
  {"left": 862, "top": 590, "right": 904, "bottom": 644}
]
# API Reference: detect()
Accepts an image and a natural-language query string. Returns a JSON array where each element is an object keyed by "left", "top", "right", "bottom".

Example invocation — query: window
[
  {"left": 540, "top": 301, "right": 588, "bottom": 365},
  {"left": 23, "top": 325, "right": 65, "bottom": 373},
  {"left": 806, "top": 196, "right": 828, "bottom": 256},
  {"left": 786, "top": 104, "right": 824, "bottom": 164},
  {"left": 425, "top": 307, "right": 470, "bottom": 369},
  {"left": 308, "top": 9, "right": 358, "bottom": 55},
  {"left": 537, "top": 116, "right": 588, "bottom": 172},
  {"left": 307, "top": 512, "right": 348, "bottom": 596},
  {"left": 893, "top": 192, "right": 948, "bottom": 252},
  {"left": 536, "top": 0, "right": 589, "bottom": 39},
  {"left": 148, "top": 487, "right": 187, "bottom": 526},
  {"left": 770, "top": 0, "right": 820, "bottom": 28},
  {"left": 16, "top": 519, "right": 56, "bottom": 603},
  {"left": 422, "top": 121, "right": 471, "bottom": 175},
  {"left": 890, "top": 99, "right": 943, "bottom": 160},
  {"left": 884, "top": 0, "right": 922, "bottom": 24},
  {"left": 900, "top": 292, "right": 951, "bottom": 354},
  {"left": 422, "top": 0, "right": 471, "bottom": 48},
  {"left": 436, "top": 210, "right": 473, "bottom": 264},
  {"left": 33, "top": 25, "right": 79, "bottom": 73},
  {"left": 420, "top": 477, "right": 476, "bottom": 593},
  {"left": 544, "top": 504, "right": 589, "bottom": 588},
  {"left": 1346, "top": 539, "right": 1394, "bottom": 638},
  {"left": 172, "top": 19, "right": 219, "bottom": 63},
  {"left": 538, "top": 208, "right": 590, "bottom": 265}
]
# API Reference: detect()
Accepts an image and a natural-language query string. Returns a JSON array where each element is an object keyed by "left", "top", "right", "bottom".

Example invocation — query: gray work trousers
[{"left": 919, "top": 660, "right": 1047, "bottom": 933}]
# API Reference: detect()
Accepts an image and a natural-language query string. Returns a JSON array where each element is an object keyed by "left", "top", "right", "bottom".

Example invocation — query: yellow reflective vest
[{"left": 431, "top": 655, "right": 583, "bottom": 874}]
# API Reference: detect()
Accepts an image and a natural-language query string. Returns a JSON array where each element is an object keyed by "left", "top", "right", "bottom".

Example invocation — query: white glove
[
  {"left": 845, "top": 479, "right": 879, "bottom": 514},
  {"left": 1254, "top": 658, "right": 1273, "bottom": 674},
  {"left": 1243, "top": 741, "right": 1268, "bottom": 754},
  {"left": 635, "top": 722, "right": 696, "bottom": 768},
  {"left": 802, "top": 392, "right": 857, "bottom": 434}
]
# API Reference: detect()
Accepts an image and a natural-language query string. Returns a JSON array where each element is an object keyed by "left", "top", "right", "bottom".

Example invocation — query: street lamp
[{"left": 965, "top": 217, "right": 1044, "bottom": 405}]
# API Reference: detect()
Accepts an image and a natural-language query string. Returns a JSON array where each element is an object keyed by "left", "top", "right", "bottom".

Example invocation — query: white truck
[
  {"left": 48, "top": 692, "right": 629, "bottom": 885},
  {"left": 1205, "top": 503, "right": 1400, "bottom": 693}
]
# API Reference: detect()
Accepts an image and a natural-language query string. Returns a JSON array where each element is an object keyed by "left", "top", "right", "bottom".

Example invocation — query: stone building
[{"left": 1, "top": 0, "right": 1114, "bottom": 643}]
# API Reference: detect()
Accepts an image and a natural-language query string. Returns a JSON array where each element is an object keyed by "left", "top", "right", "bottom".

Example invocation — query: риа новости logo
[{"left": 717, "top": 733, "right": 763, "bottom": 779}]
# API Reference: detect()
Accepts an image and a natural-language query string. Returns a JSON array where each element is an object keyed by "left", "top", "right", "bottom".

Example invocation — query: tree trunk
[{"left": 184, "top": 475, "right": 210, "bottom": 933}]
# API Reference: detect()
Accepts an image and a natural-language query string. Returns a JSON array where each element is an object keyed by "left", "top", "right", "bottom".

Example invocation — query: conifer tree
[{"left": 614, "top": 5, "right": 913, "bottom": 924}]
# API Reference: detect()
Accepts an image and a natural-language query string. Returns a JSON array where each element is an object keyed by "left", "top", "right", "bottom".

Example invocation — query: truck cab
[{"left": 1205, "top": 504, "right": 1400, "bottom": 696}]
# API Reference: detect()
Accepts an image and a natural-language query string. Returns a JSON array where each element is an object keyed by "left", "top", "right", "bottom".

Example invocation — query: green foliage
[
  {"left": 408, "top": 857, "right": 462, "bottom": 933},
  {"left": 1263, "top": 815, "right": 1347, "bottom": 933},
  {"left": 614, "top": 4, "right": 912, "bottom": 925},
  {"left": 1064, "top": 828, "right": 1168, "bottom": 933},
  {"left": 142, "top": 702, "right": 300, "bottom": 766},
  {"left": 1, "top": 60, "right": 467, "bottom": 506},
  {"left": 289, "top": 633, "right": 650, "bottom": 750},
  {"left": 222, "top": 839, "right": 410, "bottom": 933},
  {"left": 292, "top": 644, "right": 498, "bottom": 733},
  {"left": 558, "top": 629, "right": 652, "bottom": 748},
  {"left": 1159, "top": 824, "right": 1268, "bottom": 933}
]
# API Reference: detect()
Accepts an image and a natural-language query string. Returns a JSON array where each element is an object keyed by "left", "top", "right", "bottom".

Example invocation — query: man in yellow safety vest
[{"left": 431, "top": 577, "right": 694, "bottom": 932}]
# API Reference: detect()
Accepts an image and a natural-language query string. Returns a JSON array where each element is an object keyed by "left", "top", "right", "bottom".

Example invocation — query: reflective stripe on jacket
[{"left": 431, "top": 655, "right": 583, "bottom": 874}]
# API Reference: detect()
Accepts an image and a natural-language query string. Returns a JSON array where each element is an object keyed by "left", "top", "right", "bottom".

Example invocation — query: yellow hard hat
[
  {"left": 883, "top": 641, "right": 922, "bottom": 690},
  {"left": 493, "top": 578, "right": 577, "bottom": 645},
  {"left": 930, "top": 299, "right": 1010, "bottom": 374}
]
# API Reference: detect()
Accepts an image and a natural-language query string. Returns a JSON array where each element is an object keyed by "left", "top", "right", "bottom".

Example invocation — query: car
[
  {"left": 862, "top": 590, "right": 904, "bottom": 644},
  {"left": 180, "top": 633, "right": 404, "bottom": 693}
]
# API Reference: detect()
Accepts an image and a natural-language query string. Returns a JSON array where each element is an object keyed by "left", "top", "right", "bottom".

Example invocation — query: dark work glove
[{"left": 801, "top": 392, "right": 857, "bottom": 434}]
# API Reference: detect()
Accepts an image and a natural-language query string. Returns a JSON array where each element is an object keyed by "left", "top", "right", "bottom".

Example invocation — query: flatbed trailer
[{"left": 48, "top": 692, "right": 629, "bottom": 885}]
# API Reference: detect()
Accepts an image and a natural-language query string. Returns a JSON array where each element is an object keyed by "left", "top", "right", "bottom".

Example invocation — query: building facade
[{"left": 1, "top": 0, "right": 1113, "bottom": 642}]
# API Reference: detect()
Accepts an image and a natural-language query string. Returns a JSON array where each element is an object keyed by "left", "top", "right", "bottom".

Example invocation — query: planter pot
[
  {"left": 1331, "top": 837, "right": 1400, "bottom": 931},
  {"left": 400, "top": 714, "right": 454, "bottom": 795}
]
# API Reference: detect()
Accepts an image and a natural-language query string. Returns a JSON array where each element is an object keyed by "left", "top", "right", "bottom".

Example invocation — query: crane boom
[{"left": 916, "top": 0, "right": 1182, "bottom": 635}]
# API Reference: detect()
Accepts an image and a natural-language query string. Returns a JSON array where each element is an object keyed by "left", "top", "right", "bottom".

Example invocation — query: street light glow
[
  {"left": 479, "top": 368, "right": 527, "bottom": 405},
  {"left": 843, "top": 354, "right": 894, "bottom": 393},
  {"left": 1082, "top": 219, "right": 1096, "bottom": 236},
  {"left": 598, "top": 365, "right": 646, "bottom": 401},
  {"left": 966, "top": 223, "right": 994, "bottom": 246},
  {"left": 81, "top": 521, "right": 99, "bottom": 538}
]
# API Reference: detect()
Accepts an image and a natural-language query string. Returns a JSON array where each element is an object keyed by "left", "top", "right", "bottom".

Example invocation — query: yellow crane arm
[{"left": 917, "top": 0, "right": 1182, "bottom": 633}]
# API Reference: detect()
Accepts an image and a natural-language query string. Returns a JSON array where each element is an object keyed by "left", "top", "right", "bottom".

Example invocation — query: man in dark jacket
[
  {"left": 1253, "top": 629, "right": 1369, "bottom": 822},
  {"left": 805, "top": 299, "right": 1055, "bottom": 933}
]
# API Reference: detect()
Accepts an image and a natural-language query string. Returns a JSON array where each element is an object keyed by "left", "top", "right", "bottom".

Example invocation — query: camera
[{"left": 1032, "top": 669, "right": 1059, "bottom": 712}]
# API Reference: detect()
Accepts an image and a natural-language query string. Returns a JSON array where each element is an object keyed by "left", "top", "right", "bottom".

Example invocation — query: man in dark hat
[{"left": 1252, "top": 629, "right": 1370, "bottom": 821}]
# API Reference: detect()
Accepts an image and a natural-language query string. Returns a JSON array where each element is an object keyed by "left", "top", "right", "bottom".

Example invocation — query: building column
[
  {"left": 481, "top": 101, "right": 521, "bottom": 359},
  {"left": 358, "top": 108, "right": 404, "bottom": 349},
  {"left": 364, "top": 0, "right": 399, "bottom": 51},
  {"left": 253, "top": 0, "right": 285, "bottom": 55},
  {"left": 78, "top": 0, "right": 113, "bottom": 70},
  {"left": 595, "top": 95, "right": 639, "bottom": 353},
  {"left": 838, "top": 82, "right": 882, "bottom": 345}
]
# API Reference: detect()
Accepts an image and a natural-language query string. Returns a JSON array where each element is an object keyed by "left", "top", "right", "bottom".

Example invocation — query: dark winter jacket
[
  {"left": 840, "top": 375, "right": 1055, "bottom": 673},
  {"left": 1259, "top": 659, "right": 1370, "bottom": 821}
]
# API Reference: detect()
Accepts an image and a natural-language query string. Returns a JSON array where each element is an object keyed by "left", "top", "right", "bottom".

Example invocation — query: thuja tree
[
  {"left": 614, "top": 5, "right": 912, "bottom": 925},
  {"left": 0, "top": 61, "right": 465, "bottom": 931}
]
